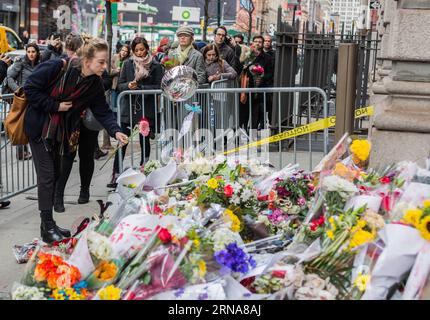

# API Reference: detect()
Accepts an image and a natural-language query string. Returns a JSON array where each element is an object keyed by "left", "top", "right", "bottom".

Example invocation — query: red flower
[
  {"left": 271, "top": 270, "right": 286, "bottom": 278},
  {"left": 224, "top": 185, "right": 234, "bottom": 198},
  {"left": 257, "top": 194, "right": 269, "bottom": 201},
  {"left": 379, "top": 176, "right": 391, "bottom": 184},
  {"left": 240, "top": 276, "right": 256, "bottom": 288},
  {"left": 157, "top": 227, "right": 172, "bottom": 243},
  {"left": 154, "top": 205, "right": 163, "bottom": 214},
  {"left": 215, "top": 175, "right": 223, "bottom": 180}
]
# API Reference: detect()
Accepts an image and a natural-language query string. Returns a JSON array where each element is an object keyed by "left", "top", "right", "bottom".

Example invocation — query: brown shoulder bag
[{"left": 4, "top": 59, "right": 68, "bottom": 146}]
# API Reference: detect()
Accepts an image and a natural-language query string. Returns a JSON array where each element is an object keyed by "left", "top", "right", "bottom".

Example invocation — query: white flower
[
  {"left": 212, "top": 227, "right": 242, "bottom": 252},
  {"left": 257, "top": 215, "right": 270, "bottom": 225},
  {"left": 88, "top": 231, "right": 113, "bottom": 261},
  {"left": 12, "top": 285, "right": 47, "bottom": 300},
  {"left": 240, "top": 188, "right": 254, "bottom": 203},
  {"left": 322, "top": 175, "right": 358, "bottom": 199},
  {"left": 169, "top": 225, "right": 187, "bottom": 239}
]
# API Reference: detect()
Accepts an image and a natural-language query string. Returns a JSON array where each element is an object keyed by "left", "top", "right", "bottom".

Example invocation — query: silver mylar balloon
[{"left": 161, "top": 65, "right": 198, "bottom": 102}]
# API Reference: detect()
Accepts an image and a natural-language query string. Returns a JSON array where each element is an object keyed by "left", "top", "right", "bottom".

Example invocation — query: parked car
[{"left": 0, "top": 26, "right": 24, "bottom": 54}]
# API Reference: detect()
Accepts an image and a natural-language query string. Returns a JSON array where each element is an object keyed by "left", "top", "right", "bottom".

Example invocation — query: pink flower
[
  {"left": 139, "top": 118, "right": 150, "bottom": 137},
  {"left": 271, "top": 270, "right": 286, "bottom": 278},
  {"left": 224, "top": 185, "right": 234, "bottom": 198},
  {"left": 379, "top": 176, "right": 391, "bottom": 185},
  {"left": 297, "top": 197, "right": 306, "bottom": 206}
]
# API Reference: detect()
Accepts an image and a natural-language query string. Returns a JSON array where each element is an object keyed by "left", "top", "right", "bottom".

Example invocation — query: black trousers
[
  {"left": 113, "top": 122, "right": 150, "bottom": 174},
  {"left": 54, "top": 126, "right": 99, "bottom": 197},
  {"left": 239, "top": 94, "right": 265, "bottom": 130},
  {"left": 29, "top": 138, "right": 61, "bottom": 212}
]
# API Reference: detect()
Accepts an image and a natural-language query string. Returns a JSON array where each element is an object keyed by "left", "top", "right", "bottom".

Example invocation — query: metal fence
[
  {"left": 116, "top": 86, "right": 329, "bottom": 174},
  {"left": 0, "top": 93, "right": 37, "bottom": 201},
  {"left": 273, "top": 7, "right": 379, "bottom": 137}
]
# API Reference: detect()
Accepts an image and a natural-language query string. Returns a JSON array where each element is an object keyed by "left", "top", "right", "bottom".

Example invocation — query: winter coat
[
  {"left": 23, "top": 59, "right": 121, "bottom": 141},
  {"left": 6, "top": 56, "right": 39, "bottom": 92},
  {"left": 111, "top": 54, "right": 128, "bottom": 90},
  {"left": 244, "top": 51, "right": 274, "bottom": 89},
  {"left": 117, "top": 57, "right": 164, "bottom": 125},
  {"left": 174, "top": 47, "right": 207, "bottom": 85},
  {"left": 205, "top": 59, "right": 237, "bottom": 81}
]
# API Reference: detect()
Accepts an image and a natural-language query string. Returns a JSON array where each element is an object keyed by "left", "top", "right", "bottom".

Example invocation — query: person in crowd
[
  {"left": 21, "top": 30, "right": 30, "bottom": 45},
  {"left": 234, "top": 34, "right": 245, "bottom": 46},
  {"left": 24, "top": 36, "right": 128, "bottom": 243},
  {"left": 263, "top": 35, "right": 275, "bottom": 59},
  {"left": 110, "top": 44, "right": 131, "bottom": 113},
  {"left": 41, "top": 32, "right": 64, "bottom": 62},
  {"left": 203, "top": 44, "right": 237, "bottom": 83},
  {"left": 107, "top": 37, "right": 164, "bottom": 189},
  {"left": 204, "top": 26, "right": 241, "bottom": 75},
  {"left": 0, "top": 53, "right": 12, "bottom": 210},
  {"left": 172, "top": 26, "right": 206, "bottom": 85},
  {"left": 239, "top": 35, "right": 274, "bottom": 130},
  {"left": 6, "top": 43, "right": 41, "bottom": 160},
  {"left": 153, "top": 37, "right": 170, "bottom": 63}
]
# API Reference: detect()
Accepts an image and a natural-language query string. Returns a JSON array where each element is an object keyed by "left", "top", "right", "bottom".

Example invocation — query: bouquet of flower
[
  {"left": 161, "top": 52, "right": 180, "bottom": 70},
  {"left": 249, "top": 64, "right": 265, "bottom": 87}
]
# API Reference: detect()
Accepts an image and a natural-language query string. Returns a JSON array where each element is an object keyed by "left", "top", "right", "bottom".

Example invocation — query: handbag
[
  {"left": 82, "top": 108, "right": 104, "bottom": 131},
  {"left": 4, "top": 87, "right": 29, "bottom": 145},
  {"left": 4, "top": 59, "right": 68, "bottom": 146}
]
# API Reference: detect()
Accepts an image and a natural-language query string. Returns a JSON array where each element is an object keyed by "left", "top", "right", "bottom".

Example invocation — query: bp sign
[
  {"left": 182, "top": 10, "right": 191, "bottom": 20},
  {"left": 172, "top": 6, "right": 200, "bottom": 23}
]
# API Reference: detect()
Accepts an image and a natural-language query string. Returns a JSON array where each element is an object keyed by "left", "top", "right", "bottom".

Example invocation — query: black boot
[
  {"left": 106, "top": 172, "right": 118, "bottom": 189},
  {"left": 78, "top": 187, "right": 90, "bottom": 204},
  {"left": 40, "top": 221, "right": 64, "bottom": 244},
  {"left": 55, "top": 225, "right": 71, "bottom": 238},
  {"left": 53, "top": 194, "right": 65, "bottom": 213}
]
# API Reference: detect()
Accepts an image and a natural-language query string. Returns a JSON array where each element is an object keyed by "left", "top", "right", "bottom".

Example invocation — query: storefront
[{"left": 0, "top": 1, "right": 21, "bottom": 32}]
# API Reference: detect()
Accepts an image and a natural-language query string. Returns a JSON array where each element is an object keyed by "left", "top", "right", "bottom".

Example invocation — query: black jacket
[
  {"left": 23, "top": 59, "right": 121, "bottom": 140},
  {"left": 117, "top": 57, "right": 164, "bottom": 125},
  {"left": 245, "top": 51, "right": 274, "bottom": 88},
  {"left": 0, "top": 60, "right": 8, "bottom": 83}
]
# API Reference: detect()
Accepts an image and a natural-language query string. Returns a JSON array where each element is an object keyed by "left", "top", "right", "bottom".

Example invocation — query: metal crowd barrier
[
  {"left": 116, "top": 86, "right": 329, "bottom": 173},
  {"left": 0, "top": 93, "right": 37, "bottom": 201}
]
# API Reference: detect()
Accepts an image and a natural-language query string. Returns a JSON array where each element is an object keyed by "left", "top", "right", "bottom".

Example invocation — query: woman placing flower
[
  {"left": 107, "top": 37, "right": 164, "bottom": 188},
  {"left": 24, "top": 37, "right": 128, "bottom": 243}
]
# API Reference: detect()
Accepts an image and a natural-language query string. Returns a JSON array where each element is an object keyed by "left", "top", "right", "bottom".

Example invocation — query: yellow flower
[
  {"left": 207, "top": 178, "right": 219, "bottom": 189},
  {"left": 402, "top": 209, "right": 423, "bottom": 227},
  {"left": 357, "top": 219, "right": 367, "bottom": 228},
  {"left": 350, "top": 139, "right": 371, "bottom": 162},
  {"left": 52, "top": 290, "right": 65, "bottom": 300},
  {"left": 326, "top": 230, "right": 335, "bottom": 240},
  {"left": 417, "top": 216, "right": 430, "bottom": 241},
  {"left": 328, "top": 216, "right": 335, "bottom": 226},
  {"left": 354, "top": 273, "right": 370, "bottom": 292},
  {"left": 98, "top": 285, "right": 122, "bottom": 300},
  {"left": 193, "top": 239, "right": 201, "bottom": 248},
  {"left": 349, "top": 229, "right": 375, "bottom": 249},
  {"left": 198, "top": 260, "right": 207, "bottom": 278},
  {"left": 423, "top": 199, "right": 430, "bottom": 209},
  {"left": 223, "top": 209, "right": 241, "bottom": 232}
]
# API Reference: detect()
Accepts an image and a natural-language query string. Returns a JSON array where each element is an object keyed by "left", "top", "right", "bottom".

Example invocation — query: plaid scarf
[{"left": 42, "top": 59, "right": 95, "bottom": 154}]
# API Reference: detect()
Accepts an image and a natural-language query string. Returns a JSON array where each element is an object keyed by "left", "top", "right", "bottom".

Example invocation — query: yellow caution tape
[{"left": 223, "top": 106, "right": 374, "bottom": 155}]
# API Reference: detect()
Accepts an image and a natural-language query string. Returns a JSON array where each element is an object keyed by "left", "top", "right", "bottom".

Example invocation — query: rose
[
  {"left": 157, "top": 227, "right": 172, "bottom": 243},
  {"left": 224, "top": 185, "right": 234, "bottom": 198},
  {"left": 271, "top": 270, "right": 286, "bottom": 278},
  {"left": 379, "top": 176, "right": 391, "bottom": 184},
  {"left": 297, "top": 197, "right": 306, "bottom": 206}
]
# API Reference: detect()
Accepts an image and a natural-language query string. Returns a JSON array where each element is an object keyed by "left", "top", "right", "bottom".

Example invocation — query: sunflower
[
  {"left": 402, "top": 208, "right": 423, "bottom": 227},
  {"left": 417, "top": 215, "right": 430, "bottom": 241}
]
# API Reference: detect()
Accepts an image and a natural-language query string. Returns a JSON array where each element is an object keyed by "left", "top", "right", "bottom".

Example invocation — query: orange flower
[{"left": 94, "top": 261, "right": 117, "bottom": 281}]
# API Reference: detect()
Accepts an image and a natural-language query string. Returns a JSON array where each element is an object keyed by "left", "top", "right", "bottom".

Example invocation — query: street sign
[
  {"left": 370, "top": 0, "right": 380, "bottom": 9},
  {"left": 117, "top": 2, "right": 158, "bottom": 15},
  {"left": 172, "top": 6, "right": 200, "bottom": 23}
]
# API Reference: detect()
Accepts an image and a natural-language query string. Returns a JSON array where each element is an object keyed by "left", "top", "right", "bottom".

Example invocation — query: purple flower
[
  {"left": 198, "top": 292, "right": 209, "bottom": 300},
  {"left": 214, "top": 243, "right": 256, "bottom": 274},
  {"left": 174, "top": 288, "right": 185, "bottom": 298}
]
